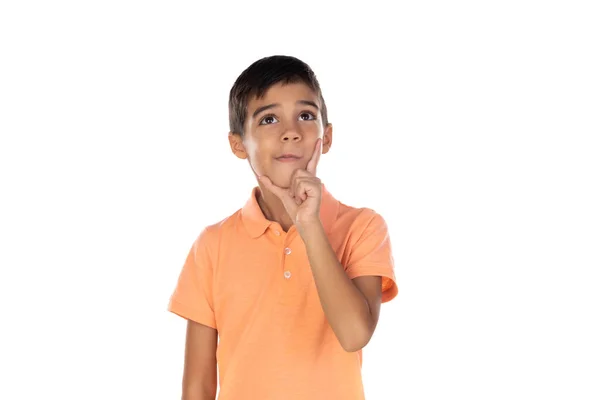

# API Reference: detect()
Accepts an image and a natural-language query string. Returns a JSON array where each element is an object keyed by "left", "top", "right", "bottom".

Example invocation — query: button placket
[{"left": 283, "top": 246, "right": 292, "bottom": 280}]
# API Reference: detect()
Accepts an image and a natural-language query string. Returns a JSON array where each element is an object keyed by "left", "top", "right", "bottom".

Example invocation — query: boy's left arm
[{"left": 299, "top": 221, "right": 383, "bottom": 353}]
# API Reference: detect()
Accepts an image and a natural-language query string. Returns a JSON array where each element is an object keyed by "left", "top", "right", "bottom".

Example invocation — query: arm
[
  {"left": 300, "top": 221, "right": 382, "bottom": 352},
  {"left": 258, "top": 139, "right": 388, "bottom": 352},
  {"left": 181, "top": 320, "right": 218, "bottom": 400}
]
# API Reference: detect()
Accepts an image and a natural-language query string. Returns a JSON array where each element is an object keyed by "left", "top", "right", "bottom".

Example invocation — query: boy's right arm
[{"left": 181, "top": 320, "right": 218, "bottom": 400}]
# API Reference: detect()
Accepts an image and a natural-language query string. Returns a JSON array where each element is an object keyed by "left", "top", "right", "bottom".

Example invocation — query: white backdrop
[{"left": 1, "top": 1, "right": 599, "bottom": 399}]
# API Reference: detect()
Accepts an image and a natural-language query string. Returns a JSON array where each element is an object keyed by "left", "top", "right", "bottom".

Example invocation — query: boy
[{"left": 168, "top": 55, "right": 398, "bottom": 400}]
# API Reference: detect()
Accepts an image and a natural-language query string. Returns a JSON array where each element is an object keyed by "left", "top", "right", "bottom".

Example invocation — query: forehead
[{"left": 247, "top": 82, "right": 319, "bottom": 113}]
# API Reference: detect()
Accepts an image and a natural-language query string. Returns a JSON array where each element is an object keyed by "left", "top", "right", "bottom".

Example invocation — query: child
[{"left": 168, "top": 55, "right": 398, "bottom": 400}]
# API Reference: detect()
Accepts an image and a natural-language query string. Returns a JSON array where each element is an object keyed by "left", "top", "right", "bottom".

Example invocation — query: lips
[
  {"left": 275, "top": 154, "right": 302, "bottom": 163},
  {"left": 277, "top": 153, "right": 301, "bottom": 158}
]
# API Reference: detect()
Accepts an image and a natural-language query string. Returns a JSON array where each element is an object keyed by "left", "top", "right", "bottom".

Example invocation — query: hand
[{"left": 259, "top": 138, "right": 323, "bottom": 226}]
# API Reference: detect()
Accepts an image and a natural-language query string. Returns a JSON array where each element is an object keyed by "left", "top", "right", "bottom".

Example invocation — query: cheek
[
  {"left": 244, "top": 138, "right": 257, "bottom": 156},
  {"left": 314, "top": 122, "right": 324, "bottom": 135},
  {"left": 246, "top": 142, "right": 273, "bottom": 171}
]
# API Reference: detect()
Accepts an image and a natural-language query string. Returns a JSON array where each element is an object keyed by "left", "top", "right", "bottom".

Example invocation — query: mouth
[{"left": 275, "top": 154, "right": 302, "bottom": 162}]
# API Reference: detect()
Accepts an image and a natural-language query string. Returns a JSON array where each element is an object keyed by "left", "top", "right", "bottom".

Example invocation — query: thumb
[{"left": 258, "top": 175, "right": 286, "bottom": 199}]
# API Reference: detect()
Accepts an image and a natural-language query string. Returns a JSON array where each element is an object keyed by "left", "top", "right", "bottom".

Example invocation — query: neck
[{"left": 256, "top": 186, "right": 294, "bottom": 232}]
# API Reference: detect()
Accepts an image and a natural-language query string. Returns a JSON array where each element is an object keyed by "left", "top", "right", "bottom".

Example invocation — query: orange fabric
[{"left": 168, "top": 184, "right": 398, "bottom": 399}]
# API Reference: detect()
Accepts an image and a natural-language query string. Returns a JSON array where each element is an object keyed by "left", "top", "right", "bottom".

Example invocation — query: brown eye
[
  {"left": 260, "top": 115, "right": 278, "bottom": 125},
  {"left": 299, "top": 112, "right": 316, "bottom": 121}
]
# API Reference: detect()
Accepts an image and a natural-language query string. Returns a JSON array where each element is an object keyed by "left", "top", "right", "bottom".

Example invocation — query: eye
[
  {"left": 299, "top": 112, "right": 316, "bottom": 121},
  {"left": 259, "top": 115, "right": 279, "bottom": 125}
]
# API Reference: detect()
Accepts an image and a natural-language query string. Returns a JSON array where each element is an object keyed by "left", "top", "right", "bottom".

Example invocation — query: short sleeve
[
  {"left": 167, "top": 228, "right": 217, "bottom": 329},
  {"left": 345, "top": 211, "right": 398, "bottom": 303}
]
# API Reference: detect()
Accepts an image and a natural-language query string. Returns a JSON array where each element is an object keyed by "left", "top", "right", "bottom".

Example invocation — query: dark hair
[{"left": 228, "top": 55, "right": 329, "bottom": 136}]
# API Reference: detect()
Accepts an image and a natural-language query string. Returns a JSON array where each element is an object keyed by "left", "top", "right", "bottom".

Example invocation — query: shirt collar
[{"left": 241, "top": 183, "right": 339, "bottom": 238}]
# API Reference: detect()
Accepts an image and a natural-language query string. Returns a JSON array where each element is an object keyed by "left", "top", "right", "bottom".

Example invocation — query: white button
[
  {"left": 274, "top": 230, "right": 280, "bottom": 236},
  {"left": 284, "top": 271, "right": 292, "bottom": 279},
  {"left": 284, "top": 247, "right": 292, "bottom": 255}
]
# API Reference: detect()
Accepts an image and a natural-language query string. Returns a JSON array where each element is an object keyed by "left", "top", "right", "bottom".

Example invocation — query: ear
[
  {"left": 322, "top": 123, "right": 333, "bottom": 154},
  {"left": 228, "top": 132, "right": 247, "bottom": 159}
]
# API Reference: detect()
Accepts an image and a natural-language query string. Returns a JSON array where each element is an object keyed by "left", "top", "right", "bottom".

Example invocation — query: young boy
[{"left": 168, "top": 55, "right": 398, "bottom": 400}]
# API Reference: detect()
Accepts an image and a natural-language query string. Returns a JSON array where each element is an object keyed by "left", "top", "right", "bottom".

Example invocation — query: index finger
[{"left": 306, "top": 138, "right": 322, "bottom": 175}]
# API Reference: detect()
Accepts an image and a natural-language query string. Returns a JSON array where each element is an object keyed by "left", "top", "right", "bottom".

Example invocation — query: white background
[{"left": 1, "top": 1, "right": 599, "bottom": 399}]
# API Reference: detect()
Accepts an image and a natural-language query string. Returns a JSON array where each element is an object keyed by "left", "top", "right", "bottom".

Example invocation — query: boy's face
[{"left": 229, "top": 82, "right": 332, "bottom": 189}]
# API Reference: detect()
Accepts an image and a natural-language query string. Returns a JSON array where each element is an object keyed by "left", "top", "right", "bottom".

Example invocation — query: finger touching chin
[{"left": 263, "top": 173, "right": 292, "bottom": 189}]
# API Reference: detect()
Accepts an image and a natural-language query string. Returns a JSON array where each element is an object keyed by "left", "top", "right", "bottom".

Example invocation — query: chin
[
  {"left": 265, "top": 173, "right": 292, "bottom": 189},
  {"left": 273, "top": 178, "right": 292, "bottom": 189}
]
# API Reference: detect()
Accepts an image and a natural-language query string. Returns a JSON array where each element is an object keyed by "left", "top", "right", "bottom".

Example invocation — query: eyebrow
[{"left": 252, "top": 100, "right": 320, "bottom": 119}]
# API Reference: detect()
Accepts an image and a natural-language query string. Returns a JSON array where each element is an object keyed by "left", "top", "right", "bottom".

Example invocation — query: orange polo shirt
[{"left": 168, "top": 184, "right": 398, "bottom": 399}]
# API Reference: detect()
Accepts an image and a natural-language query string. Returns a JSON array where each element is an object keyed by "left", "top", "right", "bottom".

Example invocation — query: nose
[{"left": 280, "top": 126, "right": 302, "bottom": 143}]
